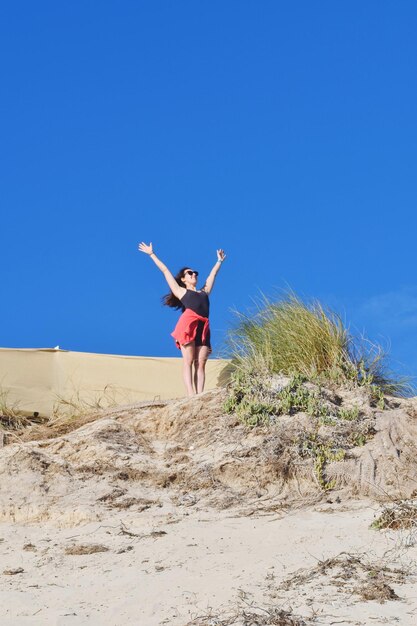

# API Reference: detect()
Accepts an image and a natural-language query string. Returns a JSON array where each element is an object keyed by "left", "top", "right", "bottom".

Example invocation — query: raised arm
[
  {"left": 138, "top": 242, "right": 186, "bottom": 300},
  {"left": 203, "top": 249, "right": 226, "bottom": 295}
]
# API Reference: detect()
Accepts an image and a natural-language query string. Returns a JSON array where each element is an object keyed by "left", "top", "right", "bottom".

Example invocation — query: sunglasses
[{"left": 185, "top": 270, "right": 199, "bottom": 277}]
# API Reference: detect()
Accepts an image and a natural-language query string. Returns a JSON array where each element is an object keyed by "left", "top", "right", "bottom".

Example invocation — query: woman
[{"left": 138, "top": 242, "right": 226, "bottom": 396}]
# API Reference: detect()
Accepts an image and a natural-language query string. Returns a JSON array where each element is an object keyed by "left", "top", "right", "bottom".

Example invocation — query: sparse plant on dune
[
  {"left": 279, "top": 551, "right": 407, "bottom": 604},
  {"left": 371, "top": 499, "right": 417, "bottom": 531},
  {"left": 338, "top": 405, "right": 360, "bottom": 421},
  {"left": 226, "top": 290, "right": 411, "bottom": 397},
  {"left": 52, "top": 384, "right": 119, "bottom": 419},
  {"left": 0, "top": 384, "right": 125, "bottom": 444},
  {"left": 25, "top": 384, "right": 125, "bottom": 438},
  {"left": 186, "top": 605, "right": 310, "bottom": 625},
  {"left": 0, "top": 388, "right": 24, "bottom": 429},
  {"left": 0, "top": 387, "right": 46, "bottom": 435}
]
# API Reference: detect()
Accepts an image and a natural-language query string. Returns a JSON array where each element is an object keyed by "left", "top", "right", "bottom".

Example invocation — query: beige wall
[{"left": 0, "top": 348, "right": 232, "bottom": 417}]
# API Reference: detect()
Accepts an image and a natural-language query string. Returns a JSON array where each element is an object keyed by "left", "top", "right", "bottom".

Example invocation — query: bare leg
[
  {"left": 193, "top": 357, "right": 198, "bottom": 393},
  {"left": 195, "top": 346, "right": 210, "bottom": 394},
  {"left": 180, "top": 342, "right": 196, "bottom": 397}
]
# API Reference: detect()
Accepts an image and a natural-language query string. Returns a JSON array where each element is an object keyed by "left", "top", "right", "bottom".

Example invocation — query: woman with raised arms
[{"left": 138, "top": 243, "right": 226, "bottom": 396}]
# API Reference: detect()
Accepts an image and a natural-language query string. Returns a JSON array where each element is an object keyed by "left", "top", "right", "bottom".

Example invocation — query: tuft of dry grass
[
  {"left": 185, "top": 607, "right": 310, "bottom": 625},
  {"left": 0, "top": 388, "right": 22, "bottom": 424},
  {"left": 48, "top": 385, "right": 122, "bottom": 435},
  {"left": 1, "top": 387, "right": 150, "bottom": 444},
  {"left": 371, "top": 499, "right": 417, "bottom": 530},
  {"left": 0, "top": 387, "right": 48, "bottom": 442},
  {"left": 357, "top": 579, "right": 399, "bottom": 602},
  {"left": 64, "top": 543, "right": 109, "bottom": 555},
  {"left": 3, "top": 567, "right": 24, "bottom": 575},
  {"left": 279, "top": 552, "right": 406, "bottom": 604},
  {"left": 100, "top": 494, "right": 156, "bottom": 511}
]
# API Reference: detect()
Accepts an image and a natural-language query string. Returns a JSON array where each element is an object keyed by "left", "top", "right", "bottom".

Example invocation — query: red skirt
[{"left": 171, "top": 309, "right": 211, "bottom": 351}]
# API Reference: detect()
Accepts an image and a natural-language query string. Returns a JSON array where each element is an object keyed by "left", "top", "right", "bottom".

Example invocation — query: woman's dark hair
[{"left": 162, "top": 267, "right": 189, "bottom": 310}]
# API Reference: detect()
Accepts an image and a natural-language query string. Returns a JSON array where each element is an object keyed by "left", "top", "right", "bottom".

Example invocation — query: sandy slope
[
  {"left": 1, "top": 501, "right": 417, "bottom": 625},
  {"left": 1, "top": 388, "right": 417, "bottom": 625}
]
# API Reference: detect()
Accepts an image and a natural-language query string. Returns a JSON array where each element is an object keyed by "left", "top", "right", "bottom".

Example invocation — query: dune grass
[
  {"left": 226, "top": 290, "right": 410, "bottom": 396},
  {"left": 0, "top": 388, "right": 47, "bottom": 434},
  {"left": 223, "top": 290, "right": 412, "bottom": 491},
  {"left": 0, "top": 385, "right": 123, "bottom": 444}
]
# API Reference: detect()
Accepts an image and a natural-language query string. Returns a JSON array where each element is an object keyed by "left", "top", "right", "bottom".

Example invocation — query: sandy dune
[{"left": 1, "top": 387, "right": 417, "bottom": 624}]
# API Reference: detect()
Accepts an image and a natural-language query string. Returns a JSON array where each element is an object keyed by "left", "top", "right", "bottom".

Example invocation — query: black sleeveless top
[{"left": 180, "top": 289, "right": 210, "bottom": 317}]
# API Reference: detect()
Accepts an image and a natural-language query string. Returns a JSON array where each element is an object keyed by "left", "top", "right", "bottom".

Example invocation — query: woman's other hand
[
  {"left": 217, "top": 248, "right": 226, "bottom": 262},
  {"left": 138, "top": 242, "right": 153, "bottom": 255}
]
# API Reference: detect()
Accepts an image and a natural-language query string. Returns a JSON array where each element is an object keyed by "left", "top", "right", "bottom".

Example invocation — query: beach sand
[
  {"left": 1, "top": 500, "right": 417, "bottom": 625},
  {"left": 1, "top": 388, "right": 417, "bottom": 625}
]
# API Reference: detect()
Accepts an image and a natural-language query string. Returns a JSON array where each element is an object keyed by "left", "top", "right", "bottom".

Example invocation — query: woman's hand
[
  {"left": 138, "top": 242, "right": 153, "bottom": 255},
  {"left": 138, "top": 244, "right": 184, "bottom": 299},
  {"left": 217, "top": 248, "right": 226, "bottom": 262},
  {"left": 203, "top": 249, "right": 226, "bottom": 294}
]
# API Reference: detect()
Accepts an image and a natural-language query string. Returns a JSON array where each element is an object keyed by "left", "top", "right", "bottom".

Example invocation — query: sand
[
  {"left": 1, "top": 387, "right": 417, "bottom": 625},
  {"left": 1, "top": 501, "right": 417, "bottom": 625}
]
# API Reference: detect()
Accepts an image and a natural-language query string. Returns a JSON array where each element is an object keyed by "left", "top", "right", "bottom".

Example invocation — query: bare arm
[
  {"left": 203, "top": 248, "right": 226, "bottom": 295},
  {"left": 138, "top": 242, "right": 186, "bottom": 300}
]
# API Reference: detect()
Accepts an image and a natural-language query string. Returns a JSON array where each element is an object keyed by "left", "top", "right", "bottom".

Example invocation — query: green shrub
[
  {"left": 299, "top": 432, "right": 346, "bottom": 490},
  {"left": 338, "top": 405, "right": 360, "bottom": 421},
  {"left": 224, "top": 366, "right": 332, "bottom": 426}
]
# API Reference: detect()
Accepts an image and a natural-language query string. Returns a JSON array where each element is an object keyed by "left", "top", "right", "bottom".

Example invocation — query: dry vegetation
[
  {"left": 0, "top": 388, "right": 48, "bottom": 437},
  {"left": 64, "top": 543, "right": 109, "bottom": 555},
  {"left": 372, "top": 499, "right": 417, "bottom": 530},
  {"left": 185, "top": 607, "right": 310, "bottom": 626},
  {"left": 277, "top": 552, "right": 407, "bottom": 604}
]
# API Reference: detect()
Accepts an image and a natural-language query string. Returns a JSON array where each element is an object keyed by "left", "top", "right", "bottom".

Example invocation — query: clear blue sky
[{"left": 1, "top": 2, "right": 416, "bottom": 380}]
